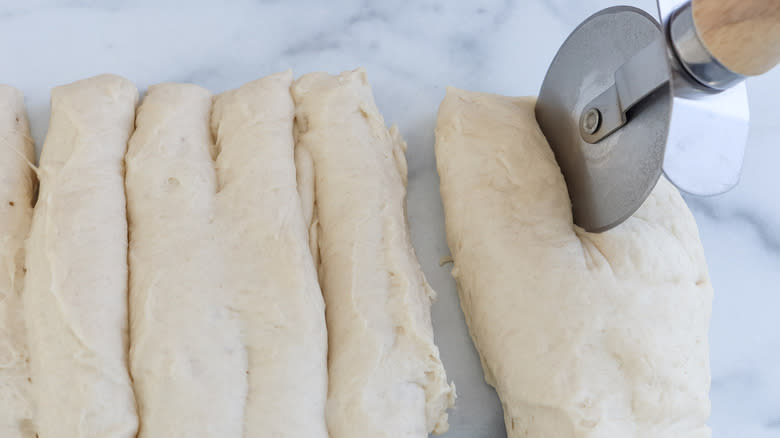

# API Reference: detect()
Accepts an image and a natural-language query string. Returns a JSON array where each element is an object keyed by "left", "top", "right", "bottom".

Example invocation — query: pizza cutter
[{"left": 535, "top": 0, "right": 780, "bottom": 232}]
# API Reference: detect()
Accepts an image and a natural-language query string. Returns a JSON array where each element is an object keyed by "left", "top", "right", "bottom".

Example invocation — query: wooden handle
[{"left": 692, "top": 0, "right": 780, "bottom": 76}]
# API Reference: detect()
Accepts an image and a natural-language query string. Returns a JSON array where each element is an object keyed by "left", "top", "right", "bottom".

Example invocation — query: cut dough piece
[
  {"left": 126, "top": 83, "right": 247, "bottom": 438},
  {"left": 211, "top": 71, "right": 328, "bottom": 438},
  {"left": 293, "top": 69, "right": 455, "bottom": 438},
  {"left": 0, "top": 85, "right": 36, "bottom": 438},
  {"left": 23, "top": 74, "right": 139, "bottom": 438},
  {"left": 435, "top": 88, "right": 712, "bottom": 438}
]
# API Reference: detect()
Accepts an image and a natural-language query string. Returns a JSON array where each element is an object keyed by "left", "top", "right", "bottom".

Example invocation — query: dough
[
  {"left": 293, "top": 68, "right": 455, "bottom": 438},
  {"left": 0, "top": 85, "right": 36, "bottom": 438},
  {"left": 435, "top": 88, "right": 712, "bottom": 437},
  {"left": 126, "top": 83, "right": 247, "bottom": 438},
  {"left": 23, "top": 74, "right": 139, "bottom": 438},
  {"left": 211, "top": 71, "right": 328, "bottom": 437}
]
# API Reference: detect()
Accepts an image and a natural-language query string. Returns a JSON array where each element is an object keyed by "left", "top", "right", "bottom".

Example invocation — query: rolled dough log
[
  {"left": 435, "top": 88, "right": 712, "bottom": 437},
  {"left": 23, "top": 74, "right": 139, "bottom": 438},
  {"left": 126, "top": 83, "right": 247, "bottom": 438},
  {"left": 211, "top": 71, "right": 328, "bottom": 437},
  {"left": 292, "top": 68, "right": 455, "bottom": 438},
  {"left": 0, "top": 85, "right": 36, "bottom": 438}
]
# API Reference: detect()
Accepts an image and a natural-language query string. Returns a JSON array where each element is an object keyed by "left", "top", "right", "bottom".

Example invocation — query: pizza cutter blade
[
  {"left": 535, "top": 1, "right": 755, "bottom": 232},
  {"left": 536, "top": 6, "right": 673, "bottom": 232}
]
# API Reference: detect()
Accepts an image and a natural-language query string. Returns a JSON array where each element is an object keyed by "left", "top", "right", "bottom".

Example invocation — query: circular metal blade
[{"left": 535, "top": 6, "right": 672, "bottom": 232}]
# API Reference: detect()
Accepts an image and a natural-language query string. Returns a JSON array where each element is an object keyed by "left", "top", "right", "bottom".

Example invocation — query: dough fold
[
  {"left": 293, "top": 68, "right": 455, "bottom": 438},
  {"left": 126, "top": 83, "right": 247, "bottom": 438},
  {"left": 0, "top": 85, "right": 36, "bottom": 438},
  {"left": 435, "top": 88, "right": 712, "bottom": 438},
  {"left": 24, "top": 74, "right": 139, "bottom": 438},
  {"left": 211, "top": 71, "right": 328, "bottom": 437}
]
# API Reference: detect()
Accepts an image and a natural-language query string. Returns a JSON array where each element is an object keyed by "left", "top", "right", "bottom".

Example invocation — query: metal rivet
[{"left": 582, "top": 108, "right": 601, "bottom": 135}]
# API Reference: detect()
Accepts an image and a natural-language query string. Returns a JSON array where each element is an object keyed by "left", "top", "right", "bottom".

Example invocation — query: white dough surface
[
  {"left": 293, "top": 68, "right": 455, "bottom": 438},
  {"left": 212, "top": 71, "right": 328, "bottom": 438},
  {"left": 435, "top": 88, "right": 713, "bottom": 438},
  {"left": 23, "top": 74, "right": 139, "bottom": 438},
  {"left": 126, "top": 82, "right": 247, "bottom": 438},
  {"left": 0, "top": 85, "right": 36, "bottom": 438}
]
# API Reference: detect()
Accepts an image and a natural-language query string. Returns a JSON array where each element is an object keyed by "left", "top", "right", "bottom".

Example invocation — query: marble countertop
[{"left": 2, "top": 1, "right": 777, "bottom": 436}]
